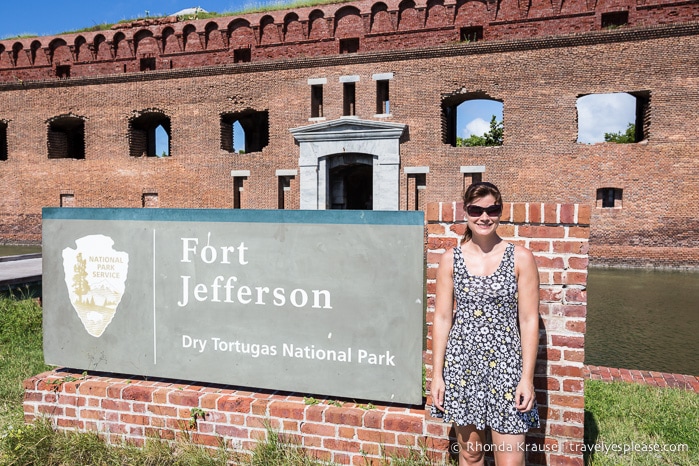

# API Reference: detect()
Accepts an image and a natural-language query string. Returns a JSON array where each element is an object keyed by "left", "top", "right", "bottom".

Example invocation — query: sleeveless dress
[{"left": 432, "top": 243, "right": 540, "bottom": 433}]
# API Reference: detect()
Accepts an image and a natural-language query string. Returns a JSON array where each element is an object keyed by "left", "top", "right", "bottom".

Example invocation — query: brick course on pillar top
[
  {"left": 425, "top": 201, "right": 589, "bottom": 466},
  {"left": 24, "top": 200, "right": 588, "bottom": 465}
]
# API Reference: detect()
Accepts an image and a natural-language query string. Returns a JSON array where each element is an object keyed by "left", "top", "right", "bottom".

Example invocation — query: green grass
[
  {"left": 584, "top": 379, "right": 698, "bottom": 465},
  {"left": 0, "top": 291, "right": 51, "bottom": 430},
  {"left": 1, "top": 295, "right": 697, "bottom": 465}
]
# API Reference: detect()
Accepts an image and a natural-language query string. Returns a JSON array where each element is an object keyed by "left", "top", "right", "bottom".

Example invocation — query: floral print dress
[{"left": 432, "top": 243, "right": 540, "bottom": 433}]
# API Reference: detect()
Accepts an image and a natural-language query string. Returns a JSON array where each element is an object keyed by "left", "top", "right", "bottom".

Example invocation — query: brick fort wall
[{"left": 0, "top": 0, "right": 697, "bottom": 269}]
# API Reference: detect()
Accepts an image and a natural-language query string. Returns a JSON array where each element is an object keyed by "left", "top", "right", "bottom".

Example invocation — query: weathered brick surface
[
  {"left": 0, "top": 1, "right": 697, "bottom": 268},
  {"left": 424, "top": 201, "right": 589, "bottom": 464},
  {"left": 0, "top": 0, "right": 696, "bottom": 83}
]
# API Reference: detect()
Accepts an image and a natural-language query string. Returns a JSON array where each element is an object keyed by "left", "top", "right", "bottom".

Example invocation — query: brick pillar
[{"left": 425, "top": 201, "right": 589, "bottom": 466}]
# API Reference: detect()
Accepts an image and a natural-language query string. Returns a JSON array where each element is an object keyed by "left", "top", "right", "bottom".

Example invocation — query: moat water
[
  {"left": 0, "top": 245, "right": 41, "bottom": 256},
  {"left": 1, "top": 247, "right": 697, "bottom": 375},
  {"left": 586, "top": 268, "right": 699, "bottom": 376}
]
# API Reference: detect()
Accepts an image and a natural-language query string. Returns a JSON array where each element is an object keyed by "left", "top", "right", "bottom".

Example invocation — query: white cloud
[
  {"left": 462, "top": 118, "right": 490, "bottom": 138},
  {"left": 577, "top": 93, "right": 636, "bottom": 143}
]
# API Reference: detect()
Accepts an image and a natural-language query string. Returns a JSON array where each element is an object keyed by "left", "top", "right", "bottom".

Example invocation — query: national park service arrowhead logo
[{"left": 62, "top": 235, "right": 129, "bottom": 338}]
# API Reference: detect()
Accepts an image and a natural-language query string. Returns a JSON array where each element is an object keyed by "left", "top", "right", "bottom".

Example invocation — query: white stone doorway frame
[{"left": 290, "top": 118, "right": 407, "bottom": 210}]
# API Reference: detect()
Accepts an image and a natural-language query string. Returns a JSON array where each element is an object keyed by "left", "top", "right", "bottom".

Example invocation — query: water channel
[
  {"left": 1, "top": 246, "right": 697, "bottom": 375},
  {"left": 586, "top": 267, "right": 699, "bottom": 376},
  {"left": 0, "top": 245, "right": 41, "bottom": 256}
]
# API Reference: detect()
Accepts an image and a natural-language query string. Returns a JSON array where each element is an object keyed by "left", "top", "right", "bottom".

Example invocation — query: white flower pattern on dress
[{"left": 432, "top": 244, "right": 540, "bottom": 433}]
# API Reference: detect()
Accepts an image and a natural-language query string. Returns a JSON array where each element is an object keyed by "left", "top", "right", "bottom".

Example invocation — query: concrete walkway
[{"left": 0, "top": 254, "right": 42, "bottom": 287}]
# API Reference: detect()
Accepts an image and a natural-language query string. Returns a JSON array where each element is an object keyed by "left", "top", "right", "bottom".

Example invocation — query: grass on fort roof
[
  {"left": 2, "top": 0, "right": 354, "bottom": 39},
  {"left": 1, "top": 294, "right": 698, "bottom": 465}
]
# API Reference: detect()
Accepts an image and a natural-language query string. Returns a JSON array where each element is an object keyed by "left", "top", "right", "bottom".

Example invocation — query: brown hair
[{"left": 462, "top": 181, "right": 503, "bottom": 243}]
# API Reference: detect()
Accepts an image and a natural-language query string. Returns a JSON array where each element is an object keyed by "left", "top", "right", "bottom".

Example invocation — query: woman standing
[{"left": 431, "top": 182, "right": 540, "bottom": 466}]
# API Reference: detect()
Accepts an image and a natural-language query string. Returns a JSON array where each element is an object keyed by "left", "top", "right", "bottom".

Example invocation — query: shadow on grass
[{"left": 584, "top": 409, "right": 599, "bottom": 465}]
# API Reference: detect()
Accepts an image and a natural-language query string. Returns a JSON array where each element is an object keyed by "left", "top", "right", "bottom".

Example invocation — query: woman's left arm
[{"left": 514, "top": 245, "right": 540, "bottom": 412}]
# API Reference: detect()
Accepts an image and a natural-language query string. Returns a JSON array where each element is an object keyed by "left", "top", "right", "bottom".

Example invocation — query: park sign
[{"left": 41, "top": 208, "right": 425, "bottom": 404}]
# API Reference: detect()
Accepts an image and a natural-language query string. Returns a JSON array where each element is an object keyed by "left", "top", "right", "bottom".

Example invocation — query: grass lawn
[
  {"left": 584, "top": 380, "right": 698, "bottom": 465},
  {"left": 1, "top": 295, "right": 697, "bottom": 465}
]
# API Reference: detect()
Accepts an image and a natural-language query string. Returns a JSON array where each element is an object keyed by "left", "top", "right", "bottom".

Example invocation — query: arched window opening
[
  {"left": 30, "top": 41, "right": 42, "bottom": 64},
  {"left": 577, "top": 92, "right": 649, "bottom": 144},
  {"left": 233, "top": 121, "right": 245, "bottom": 153},
  {"left": 220, "top": 110, "right": 269, "bottom": 154},
  {"left": 129, "top": 111, "right": 171, "bottom": 157},
  {"left": 11, "top": 42, "right": 23, "bottom": 66},
  {"left": 47, "top": 115, "right": 85, "bottom": 159},
  {"left": 155, "top": 125, "right": 169, "bottom": 157},
  {"left": 442, "top": 94, "right": 503, "bottom": 147}
]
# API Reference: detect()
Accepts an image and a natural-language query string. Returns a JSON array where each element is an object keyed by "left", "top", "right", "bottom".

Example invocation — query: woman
[{"left": 431, "top": 182, "right": 540, "bottom": 466}]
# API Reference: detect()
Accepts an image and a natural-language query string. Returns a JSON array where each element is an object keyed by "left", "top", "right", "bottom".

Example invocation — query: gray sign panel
[{"left": 42, "top": 208, "right": 425, "bottom": 404}]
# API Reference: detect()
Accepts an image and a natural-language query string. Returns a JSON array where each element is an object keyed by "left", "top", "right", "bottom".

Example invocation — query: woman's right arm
[{"left": 430, "top": 248, "right": 455, "bottom": 412}]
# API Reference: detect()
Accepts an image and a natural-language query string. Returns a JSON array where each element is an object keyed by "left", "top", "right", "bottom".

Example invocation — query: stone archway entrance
[
  {"left": 290, "top": 118, "right": 407, "bottom": 210},
  {"left": 327, "top": 154, "right": 373, "bottom": 209}
]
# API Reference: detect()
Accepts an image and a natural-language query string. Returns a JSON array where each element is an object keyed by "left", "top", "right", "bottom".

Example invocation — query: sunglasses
[{"left": 466, "top": 204, "right": 503, "bottom": 217}]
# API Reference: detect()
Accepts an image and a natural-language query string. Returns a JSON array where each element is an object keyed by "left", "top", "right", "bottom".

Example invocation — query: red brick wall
[
  {"left": 425, "top": 201, "right": 588, "bottom": 465},
  {"left": 25, "top": 202, "right": 588, "bottom": 465},
  {"left": 0, "top": 0, "right": 697, "bottom": 268},
  {"left": 0, "top": 0, "right": 694, "bottom": 82}
]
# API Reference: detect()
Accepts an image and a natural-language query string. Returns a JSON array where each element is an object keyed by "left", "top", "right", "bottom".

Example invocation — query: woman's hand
[
  {"left": 431, "top": 374, "right": 446, "bottom": 412},
  {"left": 515, "top": 379, "right": 535, "bottom": 412}
]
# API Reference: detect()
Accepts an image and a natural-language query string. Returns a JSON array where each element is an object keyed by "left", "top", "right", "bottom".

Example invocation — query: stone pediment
[
  {"left": 292, "top": 117, "right": 406, "bottom": 211},
  {"left": 290, "top": 117, "right": 406, "bottom": 142}
]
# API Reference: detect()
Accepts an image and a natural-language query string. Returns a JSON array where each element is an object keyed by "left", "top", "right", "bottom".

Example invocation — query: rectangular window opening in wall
[
  {"left": 60, "top": 193, "right": 75, "bottom": 207},
  {"left": 276, "top": 170, "right": 297, "bottom": 210},
  {"left": 339, "top": 38, "right": 359, "bottom": 54},
  {"left": 233, "top": 179, "right": 244, "bottom": 209},
  {"left": 376, "top": 80, "right": 389, "bottom": 115},
  {"left": 311, "top": 84, "right": 323, "bottom": 118},
  {"left": 56, "top": 65, "right": 70, "bottom": 79},
  {"left": 597, "top": 188, "right": 623, "bottom": 208},
  {"left": 577, "top": 91, "right": 649, "bottom": 143},
  {"left": 0, "top": 121, "right": 7, "bottom": 161},
  {"left": 234, "top": 47, "right": 251, "bottom": 63},
  {"left": 343, "top": 82, "right": 356, "bottom": 116},
  {"left": 140, "top": 57, "right": 156, "bottom": 71},
  {"left": 48, "top": 116, "right": 85, "bottom": 159},
  {"left": 142, "top": 192, "right": 159, "bottom": 208},
  {"left": 278, "top": 178, "right": 289, "bottom": 209},
  {"left": 231, "top": 170, "right": 250, "bottom": 209},
  {"left": 461, "top": 166, "right": 485, "bottom": 191},
  {"left": 601, "top": 11, "right": 629, "bottom": 29},
  {"left": 404, "top": 167, "right": 429, "bottom": 211},
  {"left": 460, "top": 26, "right": 483, "bottom": 43},
  {"left": 220, "top": 110, "right": 269, "bottom": 154},
  {"left": 129, "top": 113, "right": 171, "bottom": 157}
]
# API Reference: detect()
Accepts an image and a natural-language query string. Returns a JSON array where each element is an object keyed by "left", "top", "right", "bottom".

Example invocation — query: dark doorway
[{"left": 328, "top": 162, "right": 372, "bottom": 210}]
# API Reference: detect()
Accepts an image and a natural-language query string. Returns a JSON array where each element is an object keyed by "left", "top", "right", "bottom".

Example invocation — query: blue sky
[
  {"left": 0, "top": 2, "right": 633, "bottom": 146},
  {"left": 0, "top": 2, "right": 247, "bottom": 38}
]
